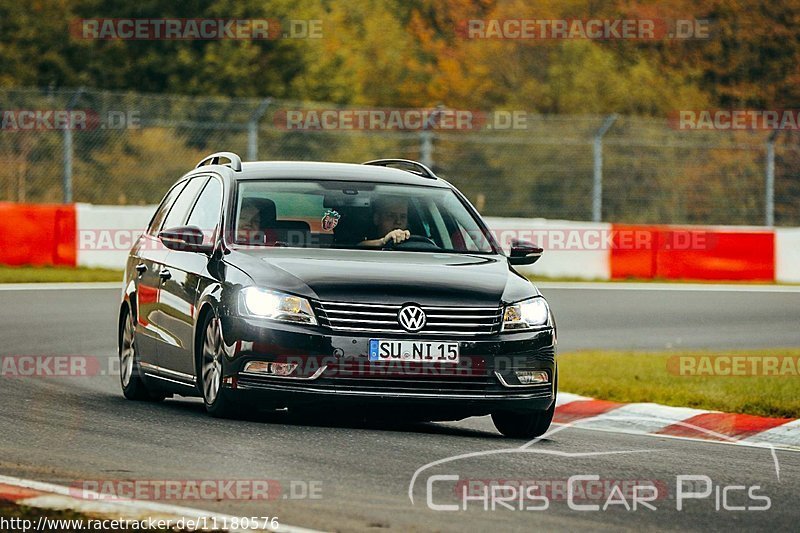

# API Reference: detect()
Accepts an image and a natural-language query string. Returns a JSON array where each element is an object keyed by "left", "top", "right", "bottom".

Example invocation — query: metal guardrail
[{"left": 1, "top": 87, "right": 798, "bottom": 226}]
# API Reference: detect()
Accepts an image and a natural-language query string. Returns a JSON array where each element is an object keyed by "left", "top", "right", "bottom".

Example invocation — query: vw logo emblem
[{"left": 398, "top": 305, "right": 426, "bottom": 332}]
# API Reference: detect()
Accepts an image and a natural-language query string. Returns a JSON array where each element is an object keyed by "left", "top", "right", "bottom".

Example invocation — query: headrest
[{"left": 241, "top": 197, "right": 277, "bottom": 225}]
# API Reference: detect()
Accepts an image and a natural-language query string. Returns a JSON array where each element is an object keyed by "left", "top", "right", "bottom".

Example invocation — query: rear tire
[
  {"left": 200, "top": 312, "right": 240, "bottom": 419},
  {"left": 119, "top": 306, "right": 165, "bottom": 402}
]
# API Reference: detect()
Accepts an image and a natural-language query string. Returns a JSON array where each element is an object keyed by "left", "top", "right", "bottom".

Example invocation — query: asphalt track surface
[{"left": 0, "top": 284, "right": 797, "bottom": 531}]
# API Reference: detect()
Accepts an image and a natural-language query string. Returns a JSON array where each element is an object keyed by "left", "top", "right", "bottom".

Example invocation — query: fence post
[
  {"left": 419, "top": 130, "right": 433, "bottom": 168},
  {"left": 247, "top": 98, "right": 272, "bottom": 161},
  {"left": 592, "top": 114, "right": 618, "bottom": 222},
  {"left": 420, "top": 105, "right": 447, "bottom": 168},
  {"left": 62, "top": 87, "right": 84, "bottom": 203},
  {"left": 765, "top": 130, "right": 779, "bottom": 226}
]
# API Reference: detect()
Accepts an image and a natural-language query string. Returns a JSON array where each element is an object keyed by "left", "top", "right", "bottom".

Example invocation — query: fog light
[
  {"left": 515, "top": 370, "right": 549, "bottom": 384},
  {"left": 271, "top": 363, "right": 298, "bottom": 376},
  {"left": 243, "top": 361, "right": 298, "bottom": 376}
]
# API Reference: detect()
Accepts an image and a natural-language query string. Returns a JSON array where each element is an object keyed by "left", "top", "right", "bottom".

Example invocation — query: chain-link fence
[{"left": 1, "top": 87, "right": 798, "bottom": 225}]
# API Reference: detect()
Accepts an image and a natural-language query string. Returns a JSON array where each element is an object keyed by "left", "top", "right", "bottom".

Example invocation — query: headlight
[
  {"left": 240, "top": 288, "right": 317, "bottom": 325},
  {"left": 502, "top": 297, "right": 550, "bottom": 331}
]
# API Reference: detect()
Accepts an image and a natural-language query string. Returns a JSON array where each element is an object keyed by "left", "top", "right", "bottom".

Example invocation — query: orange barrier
[
  {"left": 0, "top": 203, "right": 76, "bottom": 267},
  {"left": 610, "top": 224, "right": 775, "bottom": 281},
  {"left": 0, "top": 204, "right": 780, "bottom": 281}
]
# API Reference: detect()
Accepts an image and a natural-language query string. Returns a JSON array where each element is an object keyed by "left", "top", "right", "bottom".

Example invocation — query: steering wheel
[{"left": 383, "top": 234, "right": 439, "bottom": 250}]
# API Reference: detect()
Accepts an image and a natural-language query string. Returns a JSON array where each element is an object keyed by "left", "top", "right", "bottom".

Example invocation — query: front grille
[
  {"left": 325, "top": 375, "right": 498, "bottom": 395},
  {"left": 312, "top": 301, "right": 502, "bottom": 336},
  {"left": 320, "top": 360, "right": 544, "bottom": 397}
]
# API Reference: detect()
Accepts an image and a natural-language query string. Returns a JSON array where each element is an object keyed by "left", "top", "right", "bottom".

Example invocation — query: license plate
[{"left": 369, "top": 339, "right": 459, "bottom": 363}]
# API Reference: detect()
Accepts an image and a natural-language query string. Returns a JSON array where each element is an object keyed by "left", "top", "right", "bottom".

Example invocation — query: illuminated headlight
[
  {"left": 502, "top": 297, "right": 550, "bottom": 331},
  {"left": 240, "top": 288, "right": 317, "bottom": 325}
]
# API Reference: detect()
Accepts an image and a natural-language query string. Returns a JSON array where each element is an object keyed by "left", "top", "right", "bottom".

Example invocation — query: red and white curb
[
  {"left": 0, "top": 475, "right": 321, "bottom": 533},
  {"left": 555, "top": 393, "right": 800, "bottom": 451}
]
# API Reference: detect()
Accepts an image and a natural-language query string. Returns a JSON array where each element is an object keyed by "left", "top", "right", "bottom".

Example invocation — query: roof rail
[
  {"left": 362, "top": 159, "right": 437, "bottom": 179},
  {"left": 195, "top": 152, "right": 242, "bottom": 172}
]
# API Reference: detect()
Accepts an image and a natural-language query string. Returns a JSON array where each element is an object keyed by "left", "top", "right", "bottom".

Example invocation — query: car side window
[
  {"left": 160, "top": 177, "right": 206, "bottom": 231},
  {"left": 186, "top": 178, "right": 223, "bottom": 243},
  {"left": 147, "top": 182, "right": 187, "bottom": 236}
]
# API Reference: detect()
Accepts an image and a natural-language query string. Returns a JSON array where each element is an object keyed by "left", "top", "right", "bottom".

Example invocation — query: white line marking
[
  {"left": 554, "top": 399, "right": 800, "bottom": 453},
  {"left": 555, "top": 392, "right": 591, "bottom": 406},
  {"left": 575, "top": 402, "right": 710, "bottom": 434},
  {"left": 0, "top": 282, "right": 121, "bottom": 291},
  {"left": 1, "top": 280, "right": 798, "bottom": 293},
  {"left": 0, "top": 474, "right": 323, "bottom": 533},
  {"left": 553, "top": 422, "right": 800, "bottom": 453},
  {"left": 742, "top": 419, "right": 800, "bottom": 447},
  {"left": 536, "top": 281, "right": 800, "bottom": 292}
]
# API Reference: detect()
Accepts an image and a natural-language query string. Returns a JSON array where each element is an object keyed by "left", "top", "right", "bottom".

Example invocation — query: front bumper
[{"left": 219, "top": 315, "right": 556, "bottom": 413}]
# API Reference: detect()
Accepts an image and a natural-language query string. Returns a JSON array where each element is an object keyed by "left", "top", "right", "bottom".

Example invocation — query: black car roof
[{"left": 230, "top": 161, "right": 451, "bottom": 188}]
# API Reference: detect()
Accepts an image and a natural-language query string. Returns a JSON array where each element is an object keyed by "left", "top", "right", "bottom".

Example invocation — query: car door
[
  {"left": 147, "top": 175, "right": 208, "bottom": 380},
  {"left": 157, "top": 175, "right": 223, "bottom": 378},
  {"left": 131, "top": 180, "right": 187, "bottom": 364}
]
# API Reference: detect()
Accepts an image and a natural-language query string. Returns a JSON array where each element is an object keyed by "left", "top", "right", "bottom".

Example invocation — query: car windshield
[{"left": 231, "top": 180, "right": 495, "bottom": 254}]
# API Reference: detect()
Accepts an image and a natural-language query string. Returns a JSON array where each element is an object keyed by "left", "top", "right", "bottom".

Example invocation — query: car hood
[{"left": 225, "top": 247, "right": 538, "bottom": 306}]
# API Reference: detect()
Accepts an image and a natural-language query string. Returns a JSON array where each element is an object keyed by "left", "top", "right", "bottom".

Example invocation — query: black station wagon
[{"left": 119, "top": 152, "right": 557, "bottom": 437}]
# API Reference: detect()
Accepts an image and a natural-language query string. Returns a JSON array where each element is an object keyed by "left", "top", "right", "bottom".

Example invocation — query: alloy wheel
[
  {"left": 202, "top": 316, "right": 224, "bottom": 405},
  {"left": 120, "top": 313, "right": 135, "bottom": 388}
]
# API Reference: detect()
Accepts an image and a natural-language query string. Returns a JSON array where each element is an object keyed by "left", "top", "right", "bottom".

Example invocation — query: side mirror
[
  {"left": 158, "top": 226, "right": 213, "bottom": 254},
  {"left": 508, "top": 239, "right": 543, "bottom": 266}
]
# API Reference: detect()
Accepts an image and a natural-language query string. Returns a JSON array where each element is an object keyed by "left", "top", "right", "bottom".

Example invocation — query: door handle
[
  {"left": 135, "top": 263, "right": 147, "bottom": 275},
  {"left": 159, "top": 269, "right": 172, "bottom": 281}
]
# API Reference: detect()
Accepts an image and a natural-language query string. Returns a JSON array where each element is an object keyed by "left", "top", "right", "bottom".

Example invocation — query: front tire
[
  {"left": 200, "top": 313, "right": 240, "bottom": 418},
  {"left": 119, "top": 306, "right": 164, "bottom": 402},
  {"left": 492, "top": 370, "right": 557, "bottom": 439},
  {"left": 491, "top": 401, "right": 555, "bottom": 439}
]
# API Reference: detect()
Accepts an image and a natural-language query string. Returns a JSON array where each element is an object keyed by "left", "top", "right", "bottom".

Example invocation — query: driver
[
  {"left": 359, "top": 196, "right": 410, "bottom": 247},
  {"left": 237, "top": 198, "right": 263, "bottom": 244}
]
